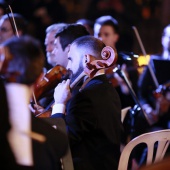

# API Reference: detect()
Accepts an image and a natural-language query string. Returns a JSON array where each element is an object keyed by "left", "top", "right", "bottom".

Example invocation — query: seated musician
[
  {"left": 0, "top": 36, "right": 68, "bottom": 170},
  {"left": 133, "top": 24, "right": 170, "bottom": 167},
  {"left": 0, "top": 13, "right": 28, "bottom": 44},
  {"left": 51, "top": 35, "right": 123, "bottom": 170},
  {"left": 138, "top": 24, "right": 170, "bottom": 132},
  {"left": 31, "top": 24, "right": 89, "bottom": 115},
  {"left": 34, "top": 23, "right": 67, "bottom": 109},
  {"left": 94, "top": 15, "right": 139, "bottom": 109}
]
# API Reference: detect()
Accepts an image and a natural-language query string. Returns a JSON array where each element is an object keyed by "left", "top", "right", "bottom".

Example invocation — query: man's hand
[
  {"left": 54, "top": 79, "right": 71, "bottom": 105},
  {"left": 29, "top": 103, "right": 45, "bottom": 115}
]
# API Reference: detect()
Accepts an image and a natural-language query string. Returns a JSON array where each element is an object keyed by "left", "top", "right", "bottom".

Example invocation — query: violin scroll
[
  {"left": 84, "top": 46, "right": 118, "bottom": 78},
  {"left": 100, "top": 46, "right": 117, "bottom": 67}
]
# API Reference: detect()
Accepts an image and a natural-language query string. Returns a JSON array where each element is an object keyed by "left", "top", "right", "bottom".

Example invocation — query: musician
[
  {"left": 0, "top": 13, "right": 28, "bottom": 44},
  {"left": 0, "top": 36, "right": 68, "bottom": 169},
  {"left": 52, "top": 23, "right": 89, "bottom": 66},
  {"left": 94, "top": 15, "right": 119, "bottom": 49},
  {"left": 51, "top": 35, "right": 123, "bottom": 170},
  {"left": 34, "top": 23, "right": 67, "bottom": 109},
  {"left": 94, "top": 15, "right": 138, "bottom": 109},
  {"left": 138, "top": 24, "right": 170, "bottom": 130},
  {"left": 31, "top": 24, "right": 90, "bottom": 113},
  {"left": 134, "top": 24, "right": 170, "bottom": 167},
  {"left": 45, "top": 23, "right": 67, "bottom": 68}
]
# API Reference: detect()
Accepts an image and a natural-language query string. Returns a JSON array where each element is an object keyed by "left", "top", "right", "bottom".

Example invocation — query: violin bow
[
  {"left": 132, "top": 26, "right": 159, "bottom": 88},
  {"left": 132, "top": 26, "right": 160, "bottom": 124},
  {"left": 6, "top": 4, "right": 39, "bottom": 107},
  {"left": 6, "top": 5, "right": 19, "bottom": 37}
]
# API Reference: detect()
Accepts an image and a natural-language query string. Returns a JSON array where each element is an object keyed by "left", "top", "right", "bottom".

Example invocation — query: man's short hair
[
  {"left": 1, "top": 36, "right": 45, "bottom": 85},
  {"left": 72, "top": 35, "right": 105, "bottom": 60},
  {"left": 45, "top": 23, "right": 67, "bottom": 34},
  {"left": 55, "top": 24, "right": 90, "bottom": 50}
]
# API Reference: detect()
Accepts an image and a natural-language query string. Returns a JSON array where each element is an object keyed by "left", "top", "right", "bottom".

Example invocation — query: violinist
[
  {"left": 0, "top": 13, "right": 28, "bottom": 44},
  {"left": 31, "top": 24, "right": 90, "bottom": 115},
  {"left": 134, "top": 24, "right": 170, "bottom": 167},
  {"left": 0, "top": 36, "right": 68, "bottom": 169},
  {"left": 34, "top": 23, "right": 67, "bottom": 109},
  {"left": 51, "top": 35, "right": 123, "bottom": 170},
  {"left": 138, "top": 24, "right": 170, "bottom": 129}
]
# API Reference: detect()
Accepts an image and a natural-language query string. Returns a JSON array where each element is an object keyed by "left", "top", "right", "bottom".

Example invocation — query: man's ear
[
  {"left": 83, "top": 54, "right": 91, "bottom": 64},
  {"left": 83, "top": 54, "right": 95, "bottom": 70}
]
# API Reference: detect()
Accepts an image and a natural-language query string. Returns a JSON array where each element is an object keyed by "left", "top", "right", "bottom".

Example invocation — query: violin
[
  {"left": 35, "top": 71, "right": 86, "bottom": 118},
  {"left": 36, "top": 46, "right": 118, "bottom": 118},
  {"left": 33, "top": 65, "right": 67, "bottom": 101}
]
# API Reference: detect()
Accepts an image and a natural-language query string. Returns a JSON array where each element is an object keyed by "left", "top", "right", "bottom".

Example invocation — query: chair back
[
  {"left": 118, "top": 129, "right": 170, "bottom": 170},
  {"left": 121, "top": 106, "right": 131, "bottom": 122}
]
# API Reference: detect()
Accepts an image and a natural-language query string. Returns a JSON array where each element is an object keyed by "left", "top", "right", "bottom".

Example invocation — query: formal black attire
[{"left": 52, "top": 74, "right": 123, "bottom": 170}]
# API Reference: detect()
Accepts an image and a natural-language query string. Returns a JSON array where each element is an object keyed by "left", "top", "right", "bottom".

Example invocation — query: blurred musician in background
[
  {"left": 138, "top": 24, "right": 170, "bottom": 132},
  {"left": 0, "top": 13, "right": 28, "bottom": 44},
  {"left": 94, "top": 15, "right": 139, "bottom": 109},
  {"left": 44, "top": 23, "right": 67, "bottom": 68},
  {"left": 34, "top": 23, "right": 68, "bottom": 109},
  {"left": 133, "top": 24, "right": 170, "bottom": 167},
  {"left": 0, "top": 36, "right": 68, "bottom": 170}
]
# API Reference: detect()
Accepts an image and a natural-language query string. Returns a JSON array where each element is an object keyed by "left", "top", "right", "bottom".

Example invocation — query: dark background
[{"left": 1, "top": 0, "right": 170, "bottom": 55}]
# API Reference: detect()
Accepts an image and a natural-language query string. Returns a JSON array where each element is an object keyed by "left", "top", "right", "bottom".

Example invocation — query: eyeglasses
[{"left": 0, "top": 27, "right": 12, "bottom": 33}]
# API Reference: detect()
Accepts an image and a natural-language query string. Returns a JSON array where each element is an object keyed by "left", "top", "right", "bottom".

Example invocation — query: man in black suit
[
  {"left": 51, "top": 35, "right": 123, "bottom": 170},
  {"left": 0, "top": 36, "right": 68, "bottom": 170}
]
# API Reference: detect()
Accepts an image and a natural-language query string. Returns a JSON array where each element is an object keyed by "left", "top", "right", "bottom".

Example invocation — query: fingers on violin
[
  {"left": 61, "top": 80, "right": 66, "bottom": 83},
  {"left": 65, "top": 79, "right": 70, "bottom": 86},
  {"left": 59, "top": 79, "right": 70, "bottom": 88},
  {"left": 28, "top": 104, "right": 35, "bottom": 113}
]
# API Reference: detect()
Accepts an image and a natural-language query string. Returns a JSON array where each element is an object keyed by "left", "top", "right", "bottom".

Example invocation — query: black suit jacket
[
  {"left": 1, "top": 115, "right": 68, "bottom": 170},
  {"left": 32, "top": 116, "right": 68, "bottom": 170},
  {"left": 0, "top": 79, "right": 68, "bottom": 170},
  {"left": 52, "top": 75, "right": 123, "bottom": 170}
]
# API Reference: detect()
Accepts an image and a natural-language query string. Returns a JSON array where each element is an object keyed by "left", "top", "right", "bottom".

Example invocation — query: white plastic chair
[
  {"left": 118, "top": 129, "right": 170, "bottom": 170},
  {"left": 121, "top": 106, "right": 131, "bottom": 123}
]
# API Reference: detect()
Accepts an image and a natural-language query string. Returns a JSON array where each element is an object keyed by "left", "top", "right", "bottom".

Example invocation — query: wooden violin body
[{"left": 34, "top": 65, "right": 67, "bottom": 101}]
